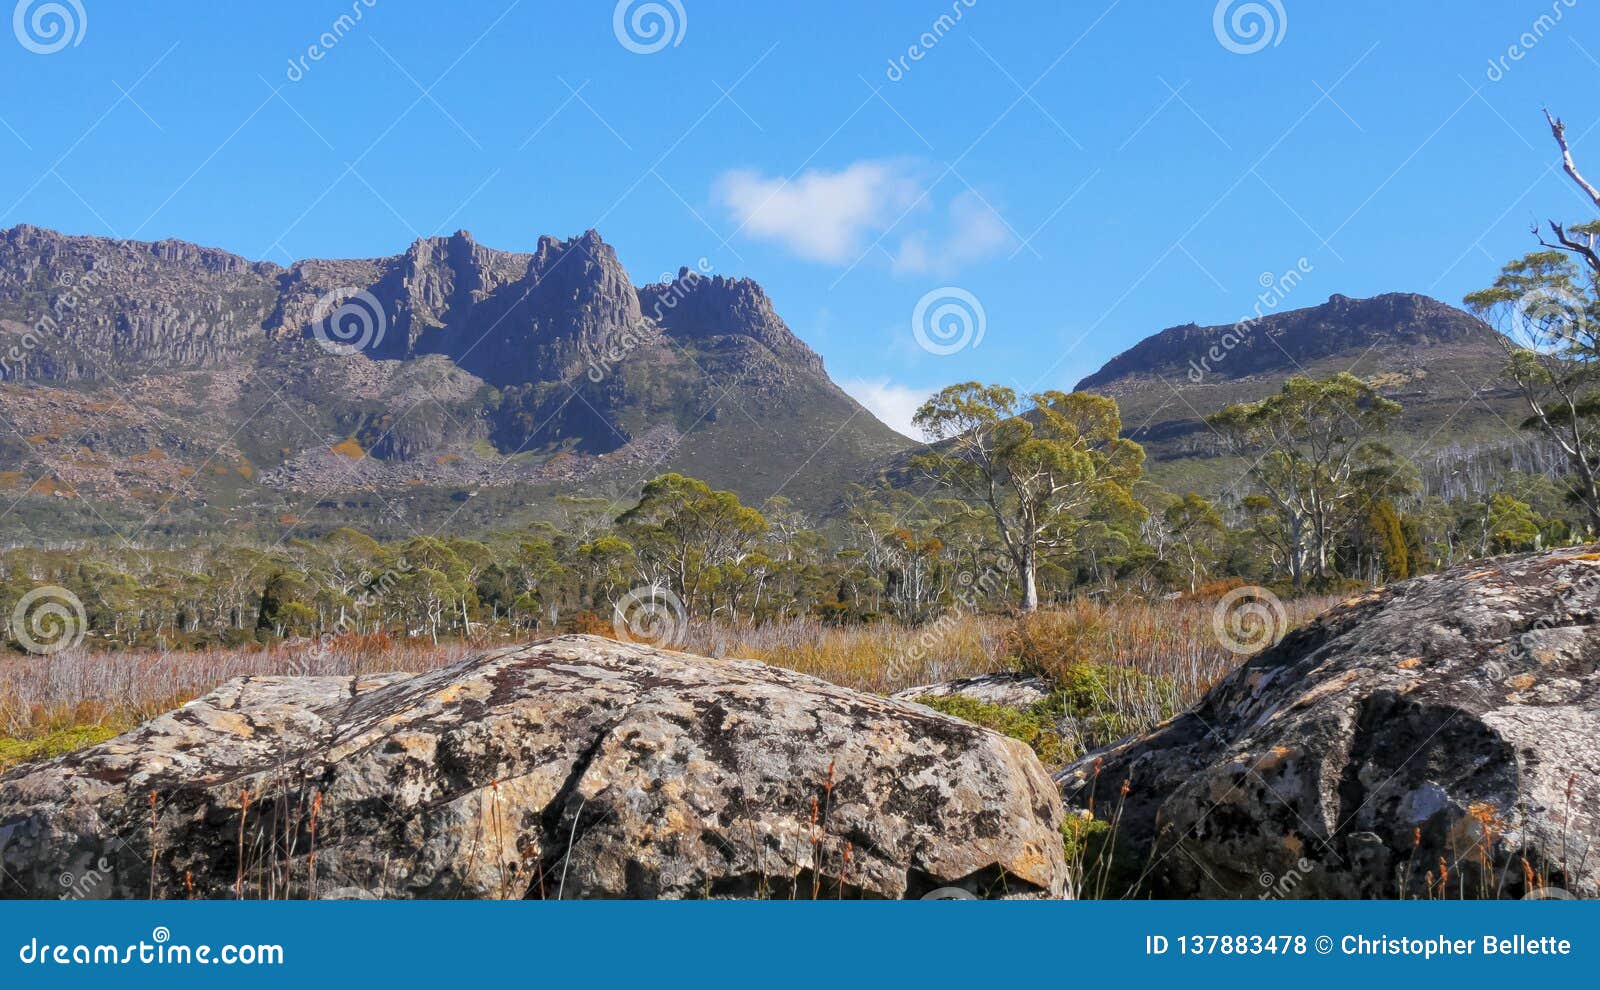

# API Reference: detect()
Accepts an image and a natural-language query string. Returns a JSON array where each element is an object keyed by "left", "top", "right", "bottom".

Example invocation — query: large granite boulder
[
  {"left": 0, "top": 635, "right": 1066, "bottom": 899},
  {"left": 1060, "top": 548, "right": 1600, "bottom": 899}
]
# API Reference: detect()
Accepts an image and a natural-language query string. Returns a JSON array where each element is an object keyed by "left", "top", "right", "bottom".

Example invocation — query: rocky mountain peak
[
  {"left": 1076, "top": 291, "right": 1496, "bottom": 391},
  {"left": 640, "top": 267, "right": 822, "bottom": 373}
]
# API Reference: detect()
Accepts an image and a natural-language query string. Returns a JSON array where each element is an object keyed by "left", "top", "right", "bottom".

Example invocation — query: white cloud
[
  {"left": 715, "top": 161, "right": 921, "bottom": 264},
  {"left": 892, "top": 190, "right": 1013, "bottom": 277},
  {"left": 840, "top": 378, "right": 934, "bottom": 441}
]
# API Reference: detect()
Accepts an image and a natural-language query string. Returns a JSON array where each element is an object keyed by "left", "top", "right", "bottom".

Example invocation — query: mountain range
[
  {"left": 0, "top": 224, "right": 907, "bottom": 540},
  {"left": 0, "top": 223, "right": 1533, "bottom": 541}
]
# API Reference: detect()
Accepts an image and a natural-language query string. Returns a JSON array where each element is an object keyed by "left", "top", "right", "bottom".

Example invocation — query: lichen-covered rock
[
  {"left": 0, "top": 635, "right": 1067, "bottom": 900},
  {"left": 893, "top": 673, "right": 1053, "bottom": 709},
  {"left": 1059, "top": 548, "right": 1600, "bottom": 899}
]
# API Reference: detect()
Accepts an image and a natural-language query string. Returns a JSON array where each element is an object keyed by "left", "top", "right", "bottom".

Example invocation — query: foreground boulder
[
  {"left": 0, "top": 635, "right": 1066, "bottom": 899},
  {"left": 1060, "top": 548, "right": 1600, "bottom": 899}
]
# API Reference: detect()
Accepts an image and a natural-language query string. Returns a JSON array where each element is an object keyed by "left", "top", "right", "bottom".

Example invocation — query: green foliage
[
  {"left": 1465, "top": 112, "right": 1600, "bottom": 526},
  {"left": 0, "top": 724, "right": 126, "bottom": 773},
  {"left": 915, "top": 693, "right": 1075, "bottom": 768},
  {"left": 1358, "top": 499, "right": 1409, "bottom": 581},
  {"left": 1209, "top": 373, "right": 1411, "bottom": 585},
  {"left": 255, "top": 572, "right": 310, "bottom": 635},
  {"left": 913, "top": 384, "right": 1146, "bottom": 609},
  {"left": 916, "top": 661, "right": 1178, "bottom": 769},
  {"left": 1060, "top": 812, "right": 1111, "bottom": 861}
]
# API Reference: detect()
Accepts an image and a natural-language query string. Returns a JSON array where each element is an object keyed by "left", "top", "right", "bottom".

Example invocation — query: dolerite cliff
[
  {"left": 1076, "top": 292, "right": 1493, "bottom": 392},
  {"left": 1070, "top": 291, "right": 1527, "bottom": 495},
  {"left": 0, "top": 636, "right": 1068, "bottom": 899},
  {"left": 0, "top": 225, "right": 909, "bottom": 535}
]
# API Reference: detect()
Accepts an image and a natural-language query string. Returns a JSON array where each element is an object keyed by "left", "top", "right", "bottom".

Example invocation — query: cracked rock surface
[
  {"left": 1059, "top": 547, "right": 1600, "bottom": 898},
  {"left": 0, "top": 635, "right": 1066, "bottom": 899}
]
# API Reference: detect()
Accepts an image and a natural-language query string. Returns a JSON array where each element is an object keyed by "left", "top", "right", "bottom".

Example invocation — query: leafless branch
[{"left": 1547, "top": 108, "right": 1600, "bottom": 211}]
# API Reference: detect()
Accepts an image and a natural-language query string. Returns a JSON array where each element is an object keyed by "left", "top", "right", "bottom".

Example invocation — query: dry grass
[
  {"left": 678, "top": 615, "right": 1008, "bottom": 695},
  {"left": 681, "top": 594, "right": 1341, "bottom": 703},
  {"left": 1, "top": 595, "right": 1342, "bottom": 766},
  {"left": 0, "top": 634, "right": 478, "bottom": 746}
]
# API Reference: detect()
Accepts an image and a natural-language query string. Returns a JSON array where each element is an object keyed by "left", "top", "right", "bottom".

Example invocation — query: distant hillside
[
  {"left": 0, "top": 225, "right": 910, "bottom": 540},
  {"left": 1072, "top": 292, "right": 1532, "bottom": 497}
]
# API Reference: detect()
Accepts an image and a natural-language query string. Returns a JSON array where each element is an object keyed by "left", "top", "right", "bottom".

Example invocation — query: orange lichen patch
[
  {"left": 278, "top": 514, "right": 299, "bottom": 527},
  {"left": 129, "top": 447, "right": 168, "bottom": 463},
  {"left": 1253, "top": 745, "right": 1296, "bottom": 773},
  {"left": 1291, "top": 669, "right": 1360, "bottom": 709},
  {"left": 236, "top": 462, "right": 253, "bottom": 479},
  {"left": 330, "top": 438, "right": 365, "bottom": 460},
  {"left": 1282, "top": 833, "right": 1304, "bottom": 857},
  {"left": 1563, "top": 552, "right": 1600, "bottom": 562},
  {"left": 1461, "top": 568, "right": 1498, "bottom": 581},
  {"left": 406, "top": 478, "right": 424, "bottom": 486},
  {"left": 177, "top": 467, "right": 196, "bottom": 478},
  {"left": 0, "top": 470, "right": 27, "bottom": 489},
  {"left": 1338, "top": 591, "right": 1381, "bottom": 608},
  {"left": 435, "top": 452, "right": 461, "bottom": 466},
  {"left": 213, "top": 466, "right": 231, "bottom": 475},
  {"left": 1508, "top": 673, "right": 1538, "bottom": 691},
  {"left": 1398, "top": 657, "right": 1422, "bottom": 670}
]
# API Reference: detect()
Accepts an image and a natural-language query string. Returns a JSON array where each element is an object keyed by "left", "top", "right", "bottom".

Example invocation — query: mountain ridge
[
  {"left": 1070, "top": 290, "right": 1526, "bottom": 496},
  {"left": 1075, "top": 291, "right": 1497, "bottom": 392},
  {"left": 0, "top": 223, "right": 908, "bottom": 538}
]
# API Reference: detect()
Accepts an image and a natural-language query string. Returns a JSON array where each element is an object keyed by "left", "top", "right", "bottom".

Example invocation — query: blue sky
[{"left": 1, "top": 0, "right": 1596, "bottom": 437}]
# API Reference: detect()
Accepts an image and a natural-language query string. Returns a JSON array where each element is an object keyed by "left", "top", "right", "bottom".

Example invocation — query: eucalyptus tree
[
  {"left": 1207, "top": 374, "right": 1406, "bottom": 584},
  {"left": 913, "top": 384, "right": 1145, "bottom": 611},
  {"left": 1466, "top": 111, "right": 1600, "bottom": 529}
]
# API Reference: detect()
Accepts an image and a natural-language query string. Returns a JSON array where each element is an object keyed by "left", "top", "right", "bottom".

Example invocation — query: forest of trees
[{"left": 0, "top": 368, "right": 1588, "bottom": 656}]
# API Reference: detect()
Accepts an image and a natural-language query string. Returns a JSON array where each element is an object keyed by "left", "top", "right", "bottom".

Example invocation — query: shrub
[
  {"left": 915, "top": 661, "right": 1180, "bottom": 769},
  {"left": 0, "top": 723, "right": 126, "bottom": 773},
  {"left": 914, "top": 694, "right": 1074, "bottom": 768},
  {"left": 1003, "top": 607, "right": 1107, "bottom": 679}
]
